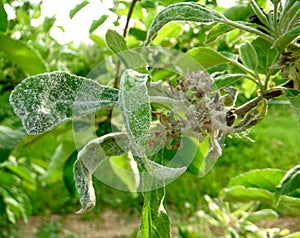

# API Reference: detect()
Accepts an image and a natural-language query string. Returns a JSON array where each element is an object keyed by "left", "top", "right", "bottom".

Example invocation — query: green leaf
[
  {"left": 69, "top": 0, "right": 90, "bottom": 19},
  {"left": 0, "top": 33, "right": 47, "bottom": 75},
  {"left": 0, "top": 1, "right": 8, "bottom": 32},
  {"left": 105, "top": 30, "right": 148, "bottom": 73},
  {"left": 10, "top": 71, "right": 119, "bottom": 134},
  {"left": 214, "top": 74, "right": 244, "bottom": 88},
  {"left": 42, "top": 16, "right": 56, "bottom": 33},
  {"left": 129, "top": 28, "right": 147, "bottom": 41},
  {"left": 139, "top": 186, "right": 171, "bottom": 238},
  {"left": 250, "top": 0, "right": 271, "bottom": 29},
  {"left": 152, "top": 22, "right": 182, "bottom": 44},
  {"left": 285, "top": 89, "right": 300, "bottom": 123},
  {"left": 0, "top": 126, "right": 25, "bottom": 162},
  {"left": 247, "top": 209, "right": 278, "bottom": 222},
  {"left": 74, "top": 132, "right": 130, "bottom": 213},
  {"left": 222, "top": 3, "right": 253, "bottom": 21},
  {"left": 63, "top": 151, "right": 78, "bottom": 197},
  {"left": 206, "top": 23, "right": 233, "bottom": 43},
  {"left": 146, "top": 2, "right": 224, "bottom": 44},
  {"left": 275, "top": 165, "right": 300, "bottom": 206},
  {"left": 89, "top": 15, "right": 108, "bottom": 33},
  {"left": 119, "top": 69, "right": 151, "bottom": 157},
  {"left": 252, "top": 37, "right": 278, "bottom": 74},
  {"left": 239, "top": 40, "right": 258, "bottom": 71},
  {"left": 186, "top": 47, "right": 234, "bottom": 69},
  {"left": 223, "top": 186, "right": 274, "bottom": 204},
  {"left": 273, "top": 25, "right": 300, "bottom": 51},
  {"left": 228, "top": 168, "right": 286, "bottom": 192}
]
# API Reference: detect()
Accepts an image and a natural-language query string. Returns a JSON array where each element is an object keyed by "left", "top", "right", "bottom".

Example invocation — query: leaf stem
[{"left": 224, "top": 19, "right": 274, "bottom": 43}]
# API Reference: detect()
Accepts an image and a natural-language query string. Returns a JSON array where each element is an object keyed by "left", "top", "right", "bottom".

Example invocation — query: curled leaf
[{"left": 74, "top": 132, "right": 130, "bottom": 213}]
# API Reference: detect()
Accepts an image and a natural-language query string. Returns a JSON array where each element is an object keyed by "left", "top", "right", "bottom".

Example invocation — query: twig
[{"left": 113, "top": 0, "right": 138, "bottom": 89}]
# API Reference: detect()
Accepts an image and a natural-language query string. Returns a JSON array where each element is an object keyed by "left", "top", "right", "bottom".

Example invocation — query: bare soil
[{"left": 18, "top": 210, "right": 300, "bottom": 238}]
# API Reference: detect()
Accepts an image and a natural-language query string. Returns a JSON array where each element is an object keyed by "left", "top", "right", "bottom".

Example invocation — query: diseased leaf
[
  {"left": 89, "top": 15, "right": 108, "bottom": 33},
  {"left": 9, "top": 71, "right": 119, "bottom": 134},
  {"left": 0, "top": 33, "right": 47, "bottom": 75},
  {"left": 146, "top": 2, "right": 224, "bottom": 44},
  {"left": 186, "top": 47, "right": 234, "bottom": 69},
  {"left": 239, "top": 40, "right": 258, "bottom": 71},
  {"left": 232, "top": 99, "right": 268, "bottom": 132},
  {"left": 69, "top": 0, "right": 90, "bottom": 19},
  {"left": 74, "top": 132, "right": 130, "bottom": 213},
  {"left": 105, "top": 30, "right": 148, "bottom": 73},
  {"left": 0, "top": 126, "right": 25, "bottom": 162},
  {"left": 119, "top": 69, "right": 151, "bottom": 157},
  {"left": 275, "top": 165, "right": 300, "bottom": 206},
  {"left": 0, "top": 1, "right": 8, "bottom": 32}
]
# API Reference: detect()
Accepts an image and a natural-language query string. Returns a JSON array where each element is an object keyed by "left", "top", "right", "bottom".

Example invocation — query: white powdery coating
[
  {"left": 74, "top": 132, "right": 129, "bottom": 213},
  {"left": 9, "top": 71, "right": 118, "bottom": 134},
  {"left": 119, "top": 69, "right": 151, "bottom": 157}
]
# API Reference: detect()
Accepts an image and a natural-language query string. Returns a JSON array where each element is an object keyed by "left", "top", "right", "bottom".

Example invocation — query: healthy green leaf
[
  {"left": 239, "top": 40, "right": 258, "bottom": 71},
  {"left": 0, "top": 126, "right": 25, "bottom": 162},
  {"left": 250, "top": 0, "right": 272, "bottom": 30},
  {"left": 247, "top": 209, "right": 278, "bottom": 222},
  {"left": 89, "top": 15, "right": 108, "bottom": 33},
  {"left": 275, "top": 165, "right": 300, "bottom": 206},
  {"left": 186, "top": 47, "right": 234, "bottom": 69},
  {"left": 63, "top": 151, "right": 79, "bottom": 197},
  {"left": 272, "top": 25, "right": 300, "bottom": 51},
  {"left": 139, "top": 185, "right": 171, "bottom": 238},
  {"left": 222, "top": 3, "right": 253, "bottom": 21},
  {"left": 252, "top": 37, "right": 278, "bottom": 74},
  {"left": 119, "top": 69, "right": 151, "bottom": 157},
  {"left": 222, "top": 186, "right": 274, "bottom": 204},
  {"left": 146, "top": 2, "right": 224, "bottom": 44},
  {"left": 69, "top": 0, "right": 90, "bottom": 19},
  {"left": 152, "top": 22, "right": 182, "bottom": 44},
  {"left": 105, "top": 30, "right": 148, "bottom": 73},
  {"left": 9, "top": 71, "right": 119, "bottom": 134},
  {"left": 214, "top": 74, "right": 244, "bottom": 88},
  {"left": 0, "top": 33, "right": 47, "bottom": 75},
  {"left": 206, "top": 23, "right": 233, "bottom": 43},
  {"left": 228, "top": 168, "right": 286, "bottom": 192},
  {"left": 74, "top": 132, "right": 130, "bottom": 213},
  {"left": 0, "top": 1, "right": 8, "bottom": 32}
]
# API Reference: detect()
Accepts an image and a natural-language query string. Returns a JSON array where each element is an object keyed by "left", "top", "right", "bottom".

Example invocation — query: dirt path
[
  {"left": 18, "top": 210, "right": 140, "bottom": 238},
  {"left": 18, "top": 210, "right": 300, "bottom": 238}
]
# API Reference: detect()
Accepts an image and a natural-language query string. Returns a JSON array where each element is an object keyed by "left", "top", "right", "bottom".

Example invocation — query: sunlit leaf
[
  {"left": 273, "top": 25, "right": 300, "bottom": 51},
  {"left": 206, "top": 23, "right": 233, "bottom": 43},
  {"left": 9, "top": 71, "right": 119, "bottom": 134},
  {"left": 0, "top": 2, "right": 8, "bottom": 32},
  {"left": 246, "top": 209, "right": 278, "bottom": 222},
  {"left": 275, "top": 165, "right": 300, "bottom": 206},
  {"left": 89, "top": 15, "right": 108, "bottom": 33},
  {"left": 186, "top": 47, "right": 234, "bottom": 69},
  {"left": 214, "top": 74, "right": 244, "bottom": 88},
  {"left": 105, "top": 30, "right": 148, "bottom": 73},
  {"left": 139, "top": 184, "right": 171, "bottom": 238},
  {"left": 69, "top": 0, "right": 90, "bottom": 19},
  {"left": 0, "top": 33, "right": 47, "bottom": 75}
]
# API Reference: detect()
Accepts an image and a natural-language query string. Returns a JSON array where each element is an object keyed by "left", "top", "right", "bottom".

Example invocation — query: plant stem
[
  {"left": 224, "top": 19, "right": 274, "bottom": 43},
  {"left": 114, "top": 0, "right": 138, "bottom": 89}
]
